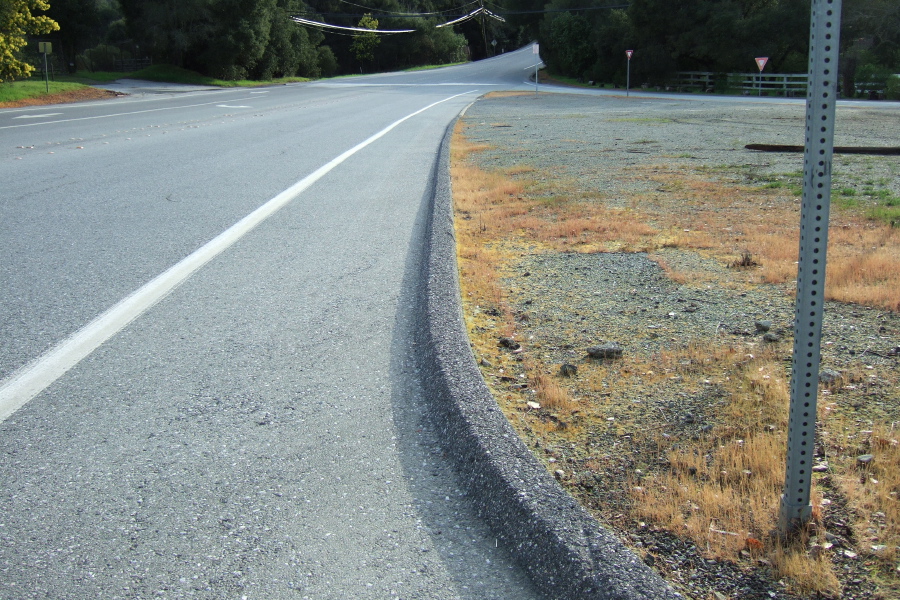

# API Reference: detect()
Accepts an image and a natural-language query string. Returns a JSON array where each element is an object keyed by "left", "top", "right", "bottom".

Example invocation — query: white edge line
[
  {"left": 0, "top": 96, "right": 258, "bottom": 129},
  {"left": 0, "top": 89, "right": 479, "bottom": 423}
]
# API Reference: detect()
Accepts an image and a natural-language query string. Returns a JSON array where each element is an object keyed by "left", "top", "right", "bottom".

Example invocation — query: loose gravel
[{"left": 454, "top": 91, "right": 900, "bottom": 600}]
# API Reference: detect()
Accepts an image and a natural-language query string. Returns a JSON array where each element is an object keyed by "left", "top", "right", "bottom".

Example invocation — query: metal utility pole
[
  {"left": 779, "top": 0, "right": 842, "bottom": 535},
  {"left": 478, "top": 0, "right": 488, "bottom": 59}
]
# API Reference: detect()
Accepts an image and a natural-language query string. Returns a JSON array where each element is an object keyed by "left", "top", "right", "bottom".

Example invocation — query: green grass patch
[
  {"left": 404, "top": 61, "right": 468, "bottom": 71},
  {"left": 0, "top": 80, "right": 90, "bottom": 103},
  {"left": 131, "top": 64, "right": 308, "bottom": 87},
  {"left": 834, "top": 196, "right": 860, "bottom": 209},
  {"left": 868, "top": 204, "right": 900, "bottom": 226}
]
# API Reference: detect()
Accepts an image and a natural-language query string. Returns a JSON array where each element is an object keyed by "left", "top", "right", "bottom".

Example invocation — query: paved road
[{"left": 0, "top": 49, "right": 544, "bottom": 599}]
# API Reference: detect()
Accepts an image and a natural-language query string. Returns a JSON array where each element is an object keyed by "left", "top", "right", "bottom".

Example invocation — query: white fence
[{"left": 671, "top": 71, "right": 808, "bottom": 96}]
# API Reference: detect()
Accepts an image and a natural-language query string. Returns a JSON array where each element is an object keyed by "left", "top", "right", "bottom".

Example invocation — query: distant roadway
[{"left": 0, "top": 48, "right": 544, "bottom": 599}]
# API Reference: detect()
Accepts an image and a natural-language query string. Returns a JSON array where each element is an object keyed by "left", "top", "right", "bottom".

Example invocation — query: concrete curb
[{"left": 415, "top": 114, "right": 682, "bottom": 600}]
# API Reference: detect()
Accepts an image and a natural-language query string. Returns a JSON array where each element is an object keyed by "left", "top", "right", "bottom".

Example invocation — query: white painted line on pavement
[
  {"left": 13, "top": 113, "right": 63, "bottom": 119},
  {"left": 217, "top": 104, "right": 251, "bottom": 108},
  {"left": 0, "top": 97, "right": 258, "bottom": 129},
  {"left": 0, "top": 89, "right": 479, "bottom": 423}
]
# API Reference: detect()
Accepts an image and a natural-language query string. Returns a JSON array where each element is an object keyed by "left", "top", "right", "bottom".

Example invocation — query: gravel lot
[{"left": 455, "top": 91, "right": 900, "bottom": 599}]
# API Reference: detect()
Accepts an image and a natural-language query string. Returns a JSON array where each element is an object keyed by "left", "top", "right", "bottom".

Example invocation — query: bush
[
  {"left": 77, "top": 45, "right": 125, "bottom": 72},
  {"left": 317, "top": 46, "right": 338, "bottom": 78},
  {"left": 886, "top": 75, "right": 900, "bottom": 101}
]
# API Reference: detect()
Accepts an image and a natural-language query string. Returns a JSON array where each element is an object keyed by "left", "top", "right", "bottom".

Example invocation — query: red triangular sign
[
  {"left": 625, "top": 50, "right": 634, "bottom": 59},
  {"left": 755, "top": 57, "right": 768, "bottom": 72}
]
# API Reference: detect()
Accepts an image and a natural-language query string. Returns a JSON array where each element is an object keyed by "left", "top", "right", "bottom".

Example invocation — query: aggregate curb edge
[{"left": 415, "top": 111, "right": 682, "bottom": 599}]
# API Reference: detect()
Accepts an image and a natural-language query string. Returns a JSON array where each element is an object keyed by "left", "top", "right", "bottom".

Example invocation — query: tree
[
  {"left": 0, "top": 0, "right": 60, "bottom": 82},
  {"left": 45, "top": 0, "right": 101, "bottom": 73},
  {"left": 350, "top": 13, "right": 379, "bottom": 70}
]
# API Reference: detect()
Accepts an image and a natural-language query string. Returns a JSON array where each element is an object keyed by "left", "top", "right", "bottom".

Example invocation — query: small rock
[
  {"left": 559, "top": 363, "right": 578, "bottom": 377},
  {"left": 479, "top": 358, "right": 493, "bottom": 367},
  {"left": 812, "top": 462, "right": 829, "bottom": 472},
  {"left": 526, "top": 401, "right": 541, "bottom": 410},
  {"left": 857, "top": 454, "right": 874, "bottom": 466},
  {"left": 819, "top": 368, "right": 842, "bottom": 385},
  {"left": 762, "top": 332, "right": 781, "bottom": 343},
  {"left": 554, "top": 469, "right": 565, "bottom": 480},
  {"left": 587, "top": 342, "right": 623, "bottom": 359},
  {"left": 499, "top": 337, "right": 521, "bottom": 351},
  {"left": 755, "top": 320, "right": 772, "bottom": 332}
]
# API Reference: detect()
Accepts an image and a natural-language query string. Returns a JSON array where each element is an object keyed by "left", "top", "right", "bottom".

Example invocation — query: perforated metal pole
[{"left": 779, "top": 0, "right": 842, "bottom": 535}]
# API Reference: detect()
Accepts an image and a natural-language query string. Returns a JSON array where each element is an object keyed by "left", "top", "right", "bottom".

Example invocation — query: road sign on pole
[
  {"left": 533, "top": 43, "right": 539, "bottom": 93},
  {"left": 779, "top": 0, "right": 842, "bottom": 536},
  {"left": 38, "top": 42, "right": 53, "bottom": 93},
  {"left": 755, "top": 56, "right": 768, "bottom": 96},
  {"left": 625, "top": 50, "right": 633, "bottom": 96}
]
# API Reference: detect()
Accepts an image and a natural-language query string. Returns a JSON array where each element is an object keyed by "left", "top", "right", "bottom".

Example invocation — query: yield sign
[
  {"left": 625, "top": 49, "right": 634, "bottom": 60},
  {"left": 755, "top": 57, "right": 768, "bottom": 72}
]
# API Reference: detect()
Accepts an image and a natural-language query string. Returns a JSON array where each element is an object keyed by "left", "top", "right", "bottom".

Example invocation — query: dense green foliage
[
  {"left": 0, "top": 0, "right": 59, "bottom": 82},
  {"left": 12, "top": 0, "right": 899, "bottom": 88},
  {"left": 521, "top": 0, "right": 899, "bottom": 93}
]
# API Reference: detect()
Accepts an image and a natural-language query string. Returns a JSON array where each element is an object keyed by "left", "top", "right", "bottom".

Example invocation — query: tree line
[
  {"left": 4, "top": 0, "right": 898, "bottom": 91},
  {"left": 510, "top": 0, "right": 899, "bottom": 94}
]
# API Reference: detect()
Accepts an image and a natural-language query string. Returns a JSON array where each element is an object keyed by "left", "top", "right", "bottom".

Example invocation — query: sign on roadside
[
  {"left": 533, "top": 44, "right": 539, "bottom": 54},
  {"left": 755, "top": 57, "right": 768, "bottom": 72},
  {"left": 625, "top": 50, "right": 633, "bottom": 96},
  {"left": 38, "top": 42, "right": 52, "bottom": 93}
]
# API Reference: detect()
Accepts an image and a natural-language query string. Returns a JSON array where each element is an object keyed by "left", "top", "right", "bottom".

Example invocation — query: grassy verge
[
  {"left": 450, "top": 114, "right": 900, "bottom": 598},
  {"left": 130, "top": 64, "right": 309, "bottom": 87},
  {"left": 404, "top": 61, "right": 468, "bottom": 71},
  {"left": 0, "top": 80, "right": 93, "bottom": 104}
]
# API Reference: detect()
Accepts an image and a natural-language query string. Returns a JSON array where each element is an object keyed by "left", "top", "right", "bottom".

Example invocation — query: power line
[
  {"left": 331, "top": 0, "right": 481, "bottom": 16},
  {"left": 291, "top": 16, "right": 416, "bottom": 33}
]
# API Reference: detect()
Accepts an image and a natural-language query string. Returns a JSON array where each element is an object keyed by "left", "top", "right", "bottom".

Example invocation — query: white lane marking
[
  {"left": 0, "top": 97, "right": 257, "bottom": 130},
  {"left": 313, "top": 82, "right": 500, "bottom": 87},
  {"left": 13, "top": 113, "right": 64, "bottom": 119},
  {"left": 217, "top": 104, "right": 251, "bottom": 108},
  {"left": 0, "top": 89, "right": 479, "bottom": 423},
  {"left": 249, "top": 91, "right": 269, "bottom": 94}
]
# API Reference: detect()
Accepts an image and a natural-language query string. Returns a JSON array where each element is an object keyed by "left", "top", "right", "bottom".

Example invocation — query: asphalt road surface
[{"left": 0, "top": 48, "right": 545, "bottom": 599}]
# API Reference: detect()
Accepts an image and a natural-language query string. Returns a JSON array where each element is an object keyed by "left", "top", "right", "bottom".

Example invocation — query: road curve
[{"left": 1, "top": 49, "right": 544, "bottom": 599}]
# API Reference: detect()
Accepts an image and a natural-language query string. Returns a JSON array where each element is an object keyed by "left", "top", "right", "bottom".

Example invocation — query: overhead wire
[
  {"left": 292, "top": 1, "right": 623, "bottom": 36},
  {"left": 330, "top": 0, "right": 481, "bottom": 16},
  {"left": 291, "top": 16, "right": 416, "bottom": 33}
]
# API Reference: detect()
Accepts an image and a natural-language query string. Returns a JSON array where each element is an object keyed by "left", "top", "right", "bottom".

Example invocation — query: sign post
[
  {"left": 625, "top": 49, "right": 633, "bottom": 96},
  {"left": 755, "top": 56, "right": 768, "bottom": 96},
  {"left": 533, "top": 43, "right": 540, "bottom": 93},
  {"left": 38, "top": 42, "right": 52, "bottom": 93},
  {"left": 779, "top": 0, "right": 842, "bottom": 536}
]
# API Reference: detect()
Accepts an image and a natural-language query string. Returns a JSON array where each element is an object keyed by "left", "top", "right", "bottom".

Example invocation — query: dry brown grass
[
  {"left": 822, "top": 417, "right": 900, "bottom": 593},
  {"left": 450, "top": 117, "right": 900, "bottom": 597},
  {"left": 625, "top": 164, "right": 900, "bottom": 310},
  {"left": 631, "top": 349, "right": 846, "bottom": 596},
  {"left": 532, "top": 373, "right": 577, "bottom": 413}
]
